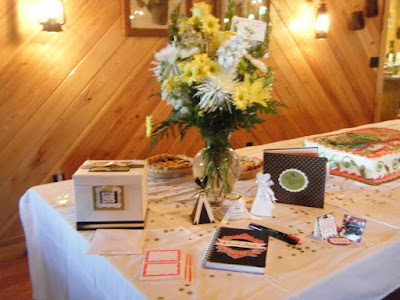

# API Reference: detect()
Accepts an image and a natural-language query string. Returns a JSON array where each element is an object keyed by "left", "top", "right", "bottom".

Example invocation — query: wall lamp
[
  {"left": 315, "top": 2, "right": 329, "bottom": 39},
  {"left": 38, "top": 0, "right": 65, "bottom": 32}
]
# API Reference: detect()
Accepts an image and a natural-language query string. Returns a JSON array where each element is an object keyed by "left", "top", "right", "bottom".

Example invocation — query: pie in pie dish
[
  {"left": 239, "top": 156, "right": 262, "bottom": 180},
  {"left": 147, "top": 154, "right": 193, "bottom": 179}
]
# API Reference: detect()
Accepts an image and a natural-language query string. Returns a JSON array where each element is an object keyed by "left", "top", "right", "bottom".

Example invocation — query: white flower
[
  {"left": 161, "top": 90, "right": 182, "bottom": 109},
  {"left": 194, "top": 72, "right": 237, "bottom": 112},
  {"left": 178, "top": 107, "right": 190, "bottom": 116},
  {"left": 180, "top": 47, "right": 201, "bottom": 59},
  {"left": 152, "top": 45, "right": 200, "bottom": 80},
  {"left": 154, "top": 44, "right": 180, "bottom": 65},
  {"left": 245, "top": 54, "right": 267, "bottom": 73},
  {"left": 217, "top": 35, "right": 249, "bottom": 71}
]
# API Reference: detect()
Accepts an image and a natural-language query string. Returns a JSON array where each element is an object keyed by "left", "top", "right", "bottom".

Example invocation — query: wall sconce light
[
  {"left": 315, "top": 2, "right": 329, "bottom": 39},
  {"left": 38, "top": 0, "right": 65, "bottom": 32}
]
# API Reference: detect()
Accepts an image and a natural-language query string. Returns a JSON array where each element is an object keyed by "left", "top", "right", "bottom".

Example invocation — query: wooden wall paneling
[
  {"left": 258, "top": 59, "right": 306, "bottom": 140},
  {"left": 122, "top": 100, "right": 176, "bottom": 158},
  {"left": 182, "top": 132, "right": 205, "bottom": 156},
  {"left": 143, "top": 103, "right": 195, "bottom": 155},
  {"left": 45, "top": 38, "right": 167, "bottom": 178},
  {"left": 139, "top": 103, "right": 204, "bottom": 158},
  {"left": 266, "top": 43, "right": 326, "bottom": 135},
  {"left": 0, "top": 18, "right": 125, "bottom": 185},
  {"left": 166, "top": 127, "right": 202, "bottom": 155},
  {"left": 0, "top": 0, "right": 90, "bottom": 98},
  {"left": 281, "top": 1, "right": 371, "bottom": 127},
  {"left": 39, "top": 37, "right": 165, "bottom": 175},
  {"left": 0, "top": 0, "right": 121, "bottom": 241},
  {"left": 0, "top": 0, "right": 17, "bottom": 17},
  {"left": 260, "top": 112, "right": 303, "bottom": 141},
  {"left": 374, "top": 0, "right": 391, "bottom": 121},
  {"left": 0, "top": 34, "right": 145, "bottom": 240},
  {"left": 331, "top": 1, "right": 377, "bottom": 105},
  {"left": 133, "top": 102, "right": 178, "bottom": 156},
  {"left": 270, "top": 0, "right": 342, "bottom": 132},
  {"left": 0, "top": 0, "right": 120, "bottom": 151},
  {"left": 230, "top": 130, "right": 254, "bottom": 149},
  {"left": 0, "top": 0, "right": 39, "bottom": 71}
]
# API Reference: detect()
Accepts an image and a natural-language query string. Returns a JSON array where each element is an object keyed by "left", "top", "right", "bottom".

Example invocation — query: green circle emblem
[{"left": 279, "top": 169, "right": 308, "bottom": 192}]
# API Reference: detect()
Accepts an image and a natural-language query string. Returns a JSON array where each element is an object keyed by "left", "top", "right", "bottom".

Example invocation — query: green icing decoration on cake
[{"left": 393, "top": 159, "right": 399, "bottom": 170}]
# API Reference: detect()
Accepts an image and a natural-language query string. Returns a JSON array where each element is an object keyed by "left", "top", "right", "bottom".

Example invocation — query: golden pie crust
[
  {"left": 239, "top": 156, "right": 262, "bottom": 180},
  {"left": 147, "top": 154, "right": 193, "bottom": 179}
]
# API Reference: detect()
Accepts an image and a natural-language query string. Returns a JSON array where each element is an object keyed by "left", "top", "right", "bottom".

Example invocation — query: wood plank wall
[{"left": 0, "top": 0, "right": 388, "bottom": 259}]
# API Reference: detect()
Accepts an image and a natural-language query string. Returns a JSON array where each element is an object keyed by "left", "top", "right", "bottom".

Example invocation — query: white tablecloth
[{"left": 20, "top": 120, "right": 400, "bottom": 300}]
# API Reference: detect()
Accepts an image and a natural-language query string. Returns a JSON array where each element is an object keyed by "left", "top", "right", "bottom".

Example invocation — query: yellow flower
[
  {"left": 206, "top": 60, "right": 221, "bottom": 76},
  {"left": 180, "top": 63, "right": 202, "bottom": 86},
  {"left": 213, "top": 31, "right": 235, "bottom": 49},
  {"left": 191, "top": 2, "right": 211, "bottom": 20},
  {"left": 146, "top": 115, "right": 153, "bottom": 137},
  {"left": 232, "top": 84, "right": 250, "bottom": 110},
  {"left": 232, "top": 75, "right": 270, "bottom": 110},
  {"left": 185, "top": 16, "right": 201, "bottom": 29},
  {"left": 248, "top": 80, "right": 270, "bottom": 107},
  {"left": 192, "top": 54, "right": 221, "bottom": 77},
  {"left": 193, "top": 53, "right": 209, "bottom": 64},
  {"left": 202, "top": 14, "right": 220, "bottom": 34},
  {"left": 161, "top": 75, "right": 179, "bottom": 93}
]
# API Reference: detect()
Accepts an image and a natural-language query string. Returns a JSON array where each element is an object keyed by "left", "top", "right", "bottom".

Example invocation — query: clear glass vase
[{"left": 192, "top": 145, "right": 240, "bottom": 205}]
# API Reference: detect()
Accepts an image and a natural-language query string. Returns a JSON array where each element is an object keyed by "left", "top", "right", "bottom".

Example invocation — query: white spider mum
[
  {"left": 152, "top": 44, "right": 182, "bottom": 79},
  {"left": 195, "top": 72, "right": 237, "bottom": 112},
  {"left": 154, "top": 44, "right": 180, "bottom": 65}
]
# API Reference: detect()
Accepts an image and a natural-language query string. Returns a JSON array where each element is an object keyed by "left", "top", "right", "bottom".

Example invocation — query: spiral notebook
[{"left": 202, "top": 227, "right": 269, "bottom": 274}]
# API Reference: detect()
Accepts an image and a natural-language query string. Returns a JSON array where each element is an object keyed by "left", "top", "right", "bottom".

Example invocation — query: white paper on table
[{"left": 86, "top": 229, "right": 144, "bottom": 255}]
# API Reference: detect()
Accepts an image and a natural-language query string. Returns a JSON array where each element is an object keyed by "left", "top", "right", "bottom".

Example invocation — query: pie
[
  {"left": 147, "top": 154, "right": 193, "bottom": 179},
  {"left": 239, "top": 156, "right": 262, "bottom": 180}
]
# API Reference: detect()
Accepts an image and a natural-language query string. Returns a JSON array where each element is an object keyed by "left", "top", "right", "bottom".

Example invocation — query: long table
[{"left": 20, "top": 120, "right": 400, "bottom": 300}]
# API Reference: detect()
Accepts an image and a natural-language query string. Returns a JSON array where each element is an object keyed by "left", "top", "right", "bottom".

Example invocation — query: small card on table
[
  {"left": 139, "top": 249, "right": 192, "bottom": 283},
  {"left": 314, "top": 213, "right": 338, "bottom": 240},
  {"left": 339, "top": 214, "right": 367, "bottom": 243}
]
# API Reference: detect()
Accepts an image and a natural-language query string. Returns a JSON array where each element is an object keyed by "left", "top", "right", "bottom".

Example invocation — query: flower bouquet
[{"left": 147, "top": 1, "right": 285, "bottom": 201}]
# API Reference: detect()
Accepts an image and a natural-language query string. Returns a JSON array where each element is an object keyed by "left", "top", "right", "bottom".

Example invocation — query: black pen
[{"left": 249, "top": 223, "right": 300, "bottom": 245}]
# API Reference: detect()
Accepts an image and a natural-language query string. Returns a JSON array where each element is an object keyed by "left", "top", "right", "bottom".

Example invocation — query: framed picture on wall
[
  {"left": 122, "top": 0, "right": 187, "bottom": 36},
  {"left": 121, "top": 0, "right": 269, "bottom": 37},
  {"left": 221, "top": 0, "right": 270, "bottom": 23}
]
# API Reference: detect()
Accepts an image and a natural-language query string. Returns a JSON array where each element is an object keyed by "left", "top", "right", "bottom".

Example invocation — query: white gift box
[{"left": 72, "top": 160, "right": 147, "bottom": 230}]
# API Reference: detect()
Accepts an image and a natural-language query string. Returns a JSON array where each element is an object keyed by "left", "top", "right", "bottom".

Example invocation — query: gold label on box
[{"left": 92, "top": 185, "right": 124, "bottom": 210}]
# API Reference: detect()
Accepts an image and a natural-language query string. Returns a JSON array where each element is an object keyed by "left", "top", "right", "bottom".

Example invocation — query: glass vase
[{"left": 192, "top": 141, "right": 240, "bottom": 205}]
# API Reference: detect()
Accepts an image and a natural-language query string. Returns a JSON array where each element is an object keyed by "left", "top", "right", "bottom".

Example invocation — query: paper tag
[
  {"left": 231, "top": 16, "right": 267, "bottom": 42},
  {"left": 314, "top": 213, "right": 338, "bottom": 240},
  {"left": 339, "top": 214, "right": 367, "bottom": 243}
]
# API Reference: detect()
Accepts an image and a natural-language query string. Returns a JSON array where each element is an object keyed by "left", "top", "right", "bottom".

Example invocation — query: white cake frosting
[{"left": 303, "top": 128, "right": 400, "bottom": 183}]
